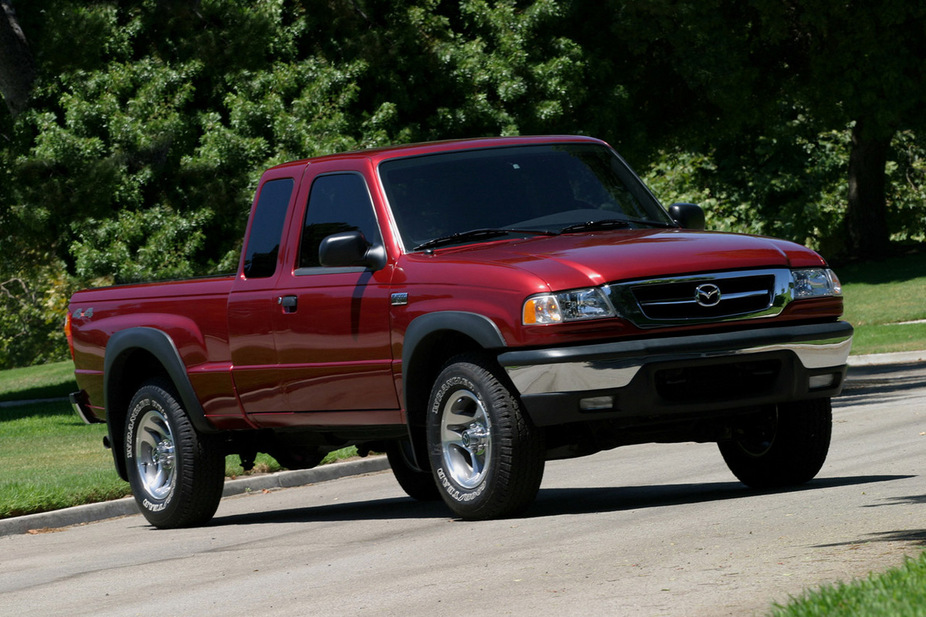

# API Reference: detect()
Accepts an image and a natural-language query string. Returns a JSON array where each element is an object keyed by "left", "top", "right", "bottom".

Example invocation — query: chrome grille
[{"left": 609, "top": 269, "right": 792, "bottom": 328}]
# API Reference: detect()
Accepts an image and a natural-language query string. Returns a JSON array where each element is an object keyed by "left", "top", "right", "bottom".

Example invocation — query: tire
[
  {"left": 386, "top": 440, "right": 441, "bottom": 501},
  {"left": 426, "top": 354, "right": 545, "bottom": 520},
  {"left": 718, "top": 398, "right": 832, "bottom": 489},
  {"left": 125, "top": 379, "right": 225, "bottom": 528}
]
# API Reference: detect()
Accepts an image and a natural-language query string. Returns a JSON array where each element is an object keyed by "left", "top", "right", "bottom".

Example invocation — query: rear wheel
[
  {"left": 719, "top": 398, "right": 832, "bottom": 488},
  {"left": 125, "top": 379, "right": 225, "bottom": 528},
  {"left": 426, "top": 354, "right": 545, "bottom": 520},
  {"left": 386, "top": 440, "right": 441, "bottom": 501}
]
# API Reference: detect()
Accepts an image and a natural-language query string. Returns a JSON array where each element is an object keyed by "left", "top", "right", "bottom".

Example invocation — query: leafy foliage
[
  {"left": 644, "top": 122, "right": 926, "bottom": 258},
  {"left": 0, "top": 0, "right": 591, "bottom": 368},
  {"left": 0, "top": 258, "right": 70, "bottom": 369},
  {"left": 1, "top": 0, "right": 925, "bottom": 368}
]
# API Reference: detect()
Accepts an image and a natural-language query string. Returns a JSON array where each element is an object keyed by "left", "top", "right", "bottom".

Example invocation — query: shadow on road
[
  {"left": 862, "top": 493, "right": 926, "bottom": 507},
  {"left": 527, "top": 474, "right": 914, "bottom": 518},
  {"left": 212, "top": 496, "right": 450, "bottom": 527},
  {"left": 842, "top": 363, "right": 926, "bottom": 407},
  {"left": 210, "top": 474, "right": 912, "bottom": 528},
  {"left": 814, "top": 528, "right": 926, "bottom": 548}
]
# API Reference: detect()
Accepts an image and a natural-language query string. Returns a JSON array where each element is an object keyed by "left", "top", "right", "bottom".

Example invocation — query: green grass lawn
[
  {"left": 0, "top": 400, "right": 130, "bottom": 518},
  {"left": 838, "top": 252, "right": 926, "bottom": 355},
  {"left": 769, "top": 552, "right": 926, "bottom": 617},
  {"left": 0, "top": 361, "right": 79, "bottom": 402},
  {"left": 0, "top": 361, "right": 355, "bottom": 518}
]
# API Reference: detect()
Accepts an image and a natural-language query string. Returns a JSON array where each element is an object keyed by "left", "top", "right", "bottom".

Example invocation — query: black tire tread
[
  {"left": 386, "top": 442, "right": 442, "bottom": 501},
  {"left": 126, "top": 379, "right": 225, "bottom": 528},
  {"left": 719, "top": 398, "right": 832, "bottom": 489},
  {"left": 428, "top": 353, "right": 545, "bottom": 520}
]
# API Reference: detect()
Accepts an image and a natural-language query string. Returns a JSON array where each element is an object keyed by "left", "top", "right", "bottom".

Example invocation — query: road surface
[{"left": 1, "top": 363, "right": 923, "bottom": 616}]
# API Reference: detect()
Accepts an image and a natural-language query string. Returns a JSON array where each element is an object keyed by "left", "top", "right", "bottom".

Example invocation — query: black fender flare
[
  {"left": 400, "top": 312, "right": 507, "bottom": 469},
  {"left": 104, "top": 327, "right": 214, "bottom": 433},
  {"left": 104, "top": 327, "right": 216, "bottom": 479},
  {"left": 401, "top": 311, "right": 507, "bottom": 398}
]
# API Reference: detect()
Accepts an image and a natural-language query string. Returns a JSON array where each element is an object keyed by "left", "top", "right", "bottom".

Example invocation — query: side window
[
  {"left": 298, "top": 173, "right": 382, "bottom": 268},
  {"left": 243, "top": 178, "right": 294, "bottom": 279}
]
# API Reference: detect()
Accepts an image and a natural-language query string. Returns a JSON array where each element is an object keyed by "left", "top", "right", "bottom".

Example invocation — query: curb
[
  {"left": 846, "top": 350, "right": 926, "bottom": 367},
  {"left": 0, "top": 397, "right": 68, "bottom": 409},
  {"left": 0, "top": 456, "right": 391, "bottom": 537}
]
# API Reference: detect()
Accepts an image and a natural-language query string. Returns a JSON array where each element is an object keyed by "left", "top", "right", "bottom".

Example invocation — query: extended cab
[{"left": 67, "top": 136, "right": 853, "bottom": 527}]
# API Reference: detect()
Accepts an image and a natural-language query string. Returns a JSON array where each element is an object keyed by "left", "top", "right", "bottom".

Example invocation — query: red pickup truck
[{"left": 67, "top": 135, "right": 853, "bottom": 528}]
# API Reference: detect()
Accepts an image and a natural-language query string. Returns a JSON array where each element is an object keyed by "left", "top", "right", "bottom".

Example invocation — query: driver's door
[{"left": 248, "top": 163, "right": 399, "bottom": 428}]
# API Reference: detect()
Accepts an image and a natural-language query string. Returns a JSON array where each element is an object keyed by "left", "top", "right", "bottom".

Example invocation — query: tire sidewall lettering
[
  {"left": 124, "top": 397, "right": 154, "bottom": 461},
  {"left": 429, "top": 375, "right": 479, "bottom": 418},
  {"left": 436, "top": 466, "right": 487, "bottom": 503},
  {"left": 142, "top": 498, "right": 167, "bottom": 512},
  {"left": 125, "top": 391, "right": 175, "bottom": 512},
  {"left": 430, "top": 372, "right": 490, "bottom": 504}
]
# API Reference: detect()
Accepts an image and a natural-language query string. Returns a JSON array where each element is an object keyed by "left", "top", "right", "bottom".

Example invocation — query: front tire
[
  {"left": 719, "top": 398, "right": 832, "bottom": 489},
  {"left": 125, "top": 379, "right": 225, "bottom": 528},
  {"left": 426, "top": 354, "right": 545, "bottom": 520}
]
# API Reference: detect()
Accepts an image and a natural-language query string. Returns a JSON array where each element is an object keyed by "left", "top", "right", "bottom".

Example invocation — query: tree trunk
[
  {"left": 0, "top": 0, "right": 35, "bottom": 116},
  {"left": 845, "top": 120, "right": 892, "bottom": 260}
]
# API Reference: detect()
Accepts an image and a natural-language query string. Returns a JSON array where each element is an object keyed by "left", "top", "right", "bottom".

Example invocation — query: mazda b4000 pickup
[{"left": 67, "top": 135, "right": 853, "bottom": 527}]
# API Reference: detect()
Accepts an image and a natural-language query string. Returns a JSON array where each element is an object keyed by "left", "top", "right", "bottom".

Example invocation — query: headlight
[
  {"left": 791, "top": 268, "right": 842, "bottom": 299},
  {"left": 523, "top": 287, "right": 616, "bottom": 325}
]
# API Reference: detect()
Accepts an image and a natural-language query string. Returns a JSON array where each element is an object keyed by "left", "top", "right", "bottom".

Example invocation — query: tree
[
  {"left": 774, "top": 1, "right": 926, "bottom": 259},
  {"left": 580, "top": 0, "right": 926, "bottom": 260},
  {"left": 2, "top": 0, "right": 925, "bottom": 368},
  {"left": 0, "top": 0, "right": 34, "bottom": 115},
  {"left": 0, "top": 0, "right": 588, "bottom": 367}
]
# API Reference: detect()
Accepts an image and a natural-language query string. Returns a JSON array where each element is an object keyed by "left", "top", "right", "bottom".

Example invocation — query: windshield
[{"left": 379, "top": 143, "right": 673, "bottom": 251}]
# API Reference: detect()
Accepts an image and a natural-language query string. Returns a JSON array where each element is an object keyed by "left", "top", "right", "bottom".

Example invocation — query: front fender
[
  {"left": 399, "top": 312, "right": 507, "bottom": 470},
  {"left": 401, "top": 311, "right": 507, "bottom": 398}
]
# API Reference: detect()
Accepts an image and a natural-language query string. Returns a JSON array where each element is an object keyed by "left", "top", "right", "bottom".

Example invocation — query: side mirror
[
  {"left": 318, "top": 231, "right": 386, "bottom": 270},
  {"left": 668, "top": 202, "right": 705, "bottom": 230}
]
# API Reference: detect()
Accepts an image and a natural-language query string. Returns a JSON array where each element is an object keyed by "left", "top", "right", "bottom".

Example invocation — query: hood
[{"left": 424, "top": 229, "right": 828, "bottom": 291}]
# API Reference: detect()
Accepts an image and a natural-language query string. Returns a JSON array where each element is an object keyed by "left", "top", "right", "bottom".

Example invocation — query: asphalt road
[{"left": 1, "top": 361, "right": 923, "bottom": 617}]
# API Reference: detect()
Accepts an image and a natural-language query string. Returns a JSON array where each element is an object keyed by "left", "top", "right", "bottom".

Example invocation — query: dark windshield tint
[{"left": 379, "top": 143, "right": 671, "bottom": 250}]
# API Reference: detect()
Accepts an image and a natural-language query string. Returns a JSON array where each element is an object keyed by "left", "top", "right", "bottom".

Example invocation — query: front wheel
[
  {"left": 426, "top": 354, "right": 545, "bottom": 520},
  {"left": 125, "top": 379, "right": 225, "bottom": 528},
  {"left": 719, "top": 398, "right": 832, "bottom": 489}
]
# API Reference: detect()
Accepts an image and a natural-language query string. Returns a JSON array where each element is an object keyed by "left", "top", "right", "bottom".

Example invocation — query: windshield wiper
[
  {"left": 560, "top": 218, "right": 678, "bottom": 234},
  {"left": 413, "top": 228, "right": 556, "bottom": 252},
  {"left": 559, "top": 219, "right": 633, "bottom": 234}
]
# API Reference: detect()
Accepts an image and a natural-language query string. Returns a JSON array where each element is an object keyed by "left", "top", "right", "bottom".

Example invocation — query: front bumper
[{"left": 498, "top": 321, "right": 853, "bottom": 427}]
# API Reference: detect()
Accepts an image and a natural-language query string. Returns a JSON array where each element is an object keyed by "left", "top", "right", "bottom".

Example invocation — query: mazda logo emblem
[{"left": 694, "top": 283, "right": 721, "bottom": 307}]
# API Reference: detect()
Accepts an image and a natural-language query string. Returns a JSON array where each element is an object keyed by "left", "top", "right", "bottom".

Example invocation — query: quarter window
[{"left": 243, "top": 178, "right": 294, "bottom": 279}]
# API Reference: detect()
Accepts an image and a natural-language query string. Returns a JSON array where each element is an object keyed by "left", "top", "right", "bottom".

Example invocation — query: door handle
[{"left": 278, "top": 295, "right": 298, "bottom": 313}]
